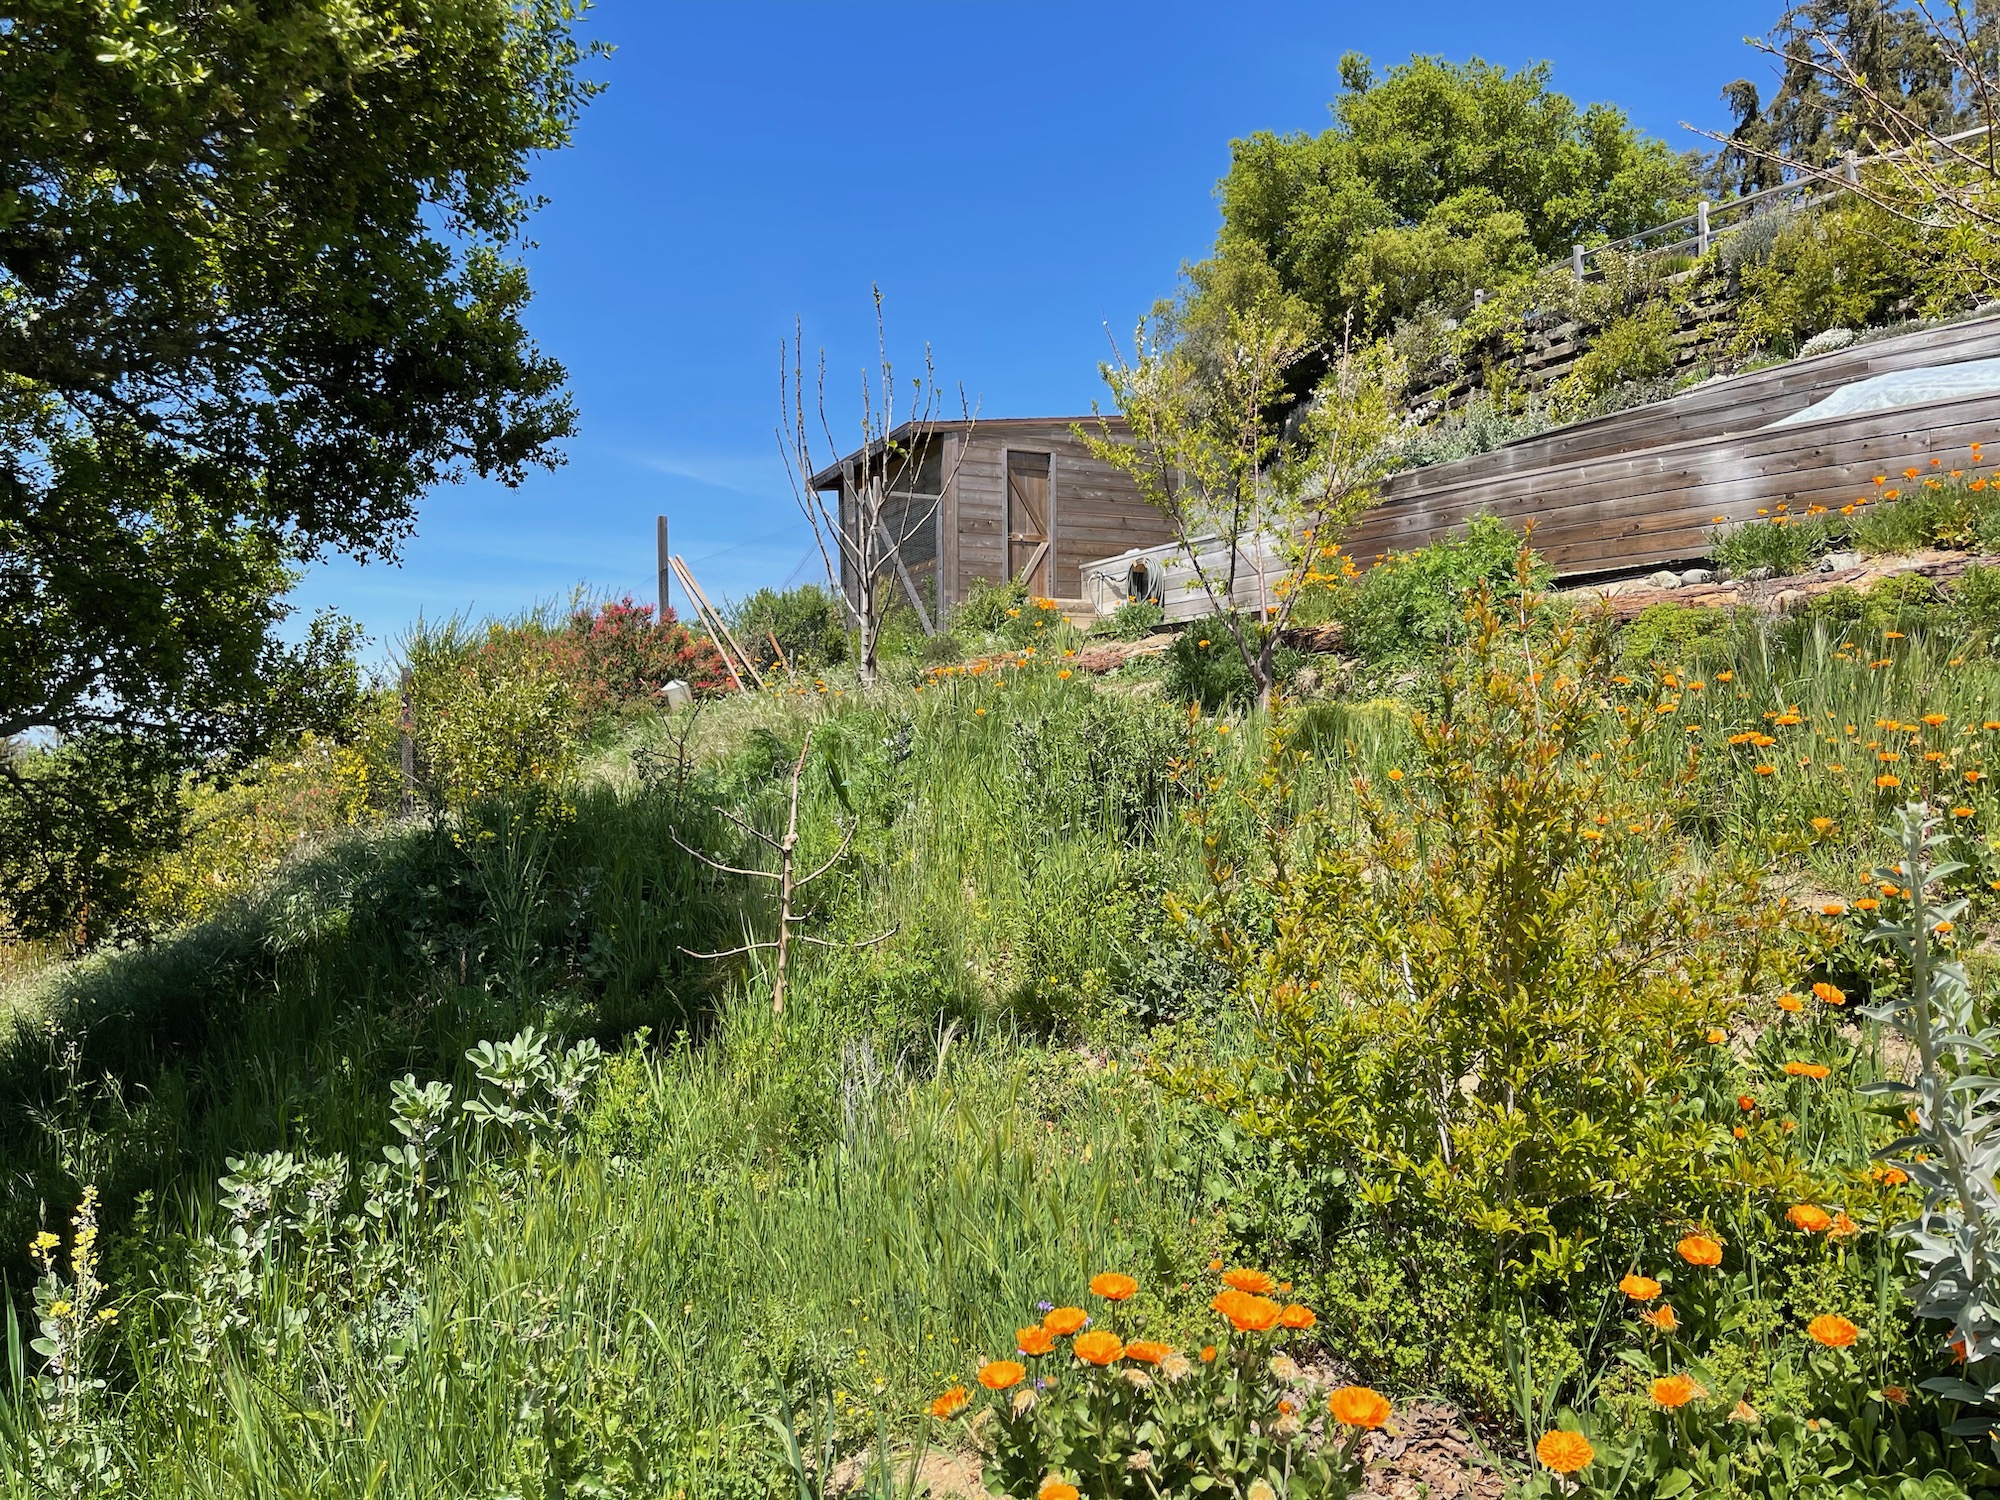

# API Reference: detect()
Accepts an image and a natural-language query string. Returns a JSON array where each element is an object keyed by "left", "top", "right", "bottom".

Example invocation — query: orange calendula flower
[
  {"left": 1678, "top": 1234, "right": 1724, "bottom": 1267},
  {"left": 1042, "top": 1307, "right": 1088, "bottom": 1337},
  {"left": 1788, "top": 1204, "right": 1835, "bottom": 1233},
  {"left": 1830, "top": 1211, "right": 1860, "bottom": 1239},
  {"left": 1820, "top": 901, "right": 1846, "bottom": 915},
  {"left": 1877, "top": 774, "right": 1902, "bottom": 788},
  {"left": 1875, "top": 1166, "right": 1910, "bottom": 1187},
  {"left": 1642, "top": 1304, "right": 1679, "bottom": 1332},
  {"left": 1072, "top": 1330, "right": 1124, "bottom": 1365},
  {"left": 1017, "top": 1325, "right": 1057, "bottom": 1357},
  {"left": 1706, "top": 1028, "right": 1727, "bottom": 1044},
  {"left": 1278, "top": 1303, "right": 1316, "bottom": 1330},
  {"left": 929, "top": 1385, "right": 970, "bottom": 1419},
  {"left": 1213, "top": 1289, "right": 1283, "bottom": 1332},
  {"left": 1777, "top": 993, "right": 1804, "bottom": 1013},
  {"left": 1738, "top": 1094, "right": 1757, "bottom": 1111},
  {"left": 1124, "top": 1340, "right": 1174, "bottom": 1365},
  {"left": 1220, "top": 1267, "right": 1277, "bottom": 1295},
  {"left": 980, "top": 1360, "right": 1027, "bottom": 1391},
  {"left": 1784, "top": 1061, "right": 1832, "bottom": 1080},
  {"left": 1883, "top": 1385, "right": 1909, "bottom": 1406},
  {"left": 1808, "top": 1314, "right": 1860, "bottom": 1348},
  {"left": 1812, "top": 981, "right": 1846, "bottom": 1006},
  {"left": 1089, "top": 1272, "right": 1138, "bottom": 1301},
  {"left": 1651, "top": 1374, "right": 1703, "bottom": 1408},
  {"left": 1857, "top": 897, "right": 1880, "bottom": 911},
  {"left": 1040, "top": 1484, "right": 1080, "bottom": 1500},
  {"left": 1619, "top": 1274, "right": 1662, "bottom": 1301},
  {"left": 1536, "top": 1430, "right": 1595, "bottom": 1474},
  {"left": 1327, "top": 1385, "right": 1392, "bottom": 1428},
  {"left": 1199, "top": 1345, "right": 1218, "bottom": 1362},
  {"left": 1954, "top": 806, "right": 1976, "bottom": 818}
]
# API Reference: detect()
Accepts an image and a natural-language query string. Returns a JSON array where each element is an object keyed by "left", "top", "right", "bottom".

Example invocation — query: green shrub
[
  {"left": 951, "top": 577, "right": 1031, "bottom": 635},
  {"left": 1101, "top": 598, "right": 1166, "bottom": 640},
  {"left": 1618, "top": 602, "right": 1757, "bottom": 670},
  {"left": 731, "top": 585, "right": 849, "bottom": 674},
  {"left": 1562, "top": 302, "right": 1677, "bottom": 404},
  {"left": 1161, "top": 627, "right": 1301, "bottom": 711},
  {"left": 1733, "top": 199, "right": 1922, "bottom": 352},
  {"left": 1851, "top": 470, "right": 2000, "bottom": 556},
  {"left": 404, "top": 621, "right": 579, "bottom": 810},
  {"left": 1329, "top": 513, "right": 1544, "bottom": 668},
  {"left": 1709, "top": 510, "right": 1847, "bottom": 577}
]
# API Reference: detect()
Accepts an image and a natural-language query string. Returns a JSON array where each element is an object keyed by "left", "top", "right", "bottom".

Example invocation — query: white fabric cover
[{"left": 1768, "top": 356, "right": 2000, "bottom": 427}]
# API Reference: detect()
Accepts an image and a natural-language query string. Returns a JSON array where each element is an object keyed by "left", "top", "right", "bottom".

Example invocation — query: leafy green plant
[
  {"left": 1209, "top": 564, "right": 1777, "bottom": 1286},
  {"left": 1710, "top": 509, "right": 1850, "bottom": 578},
  {"left": 732, "top": 586, "right": 851, "bottom": 674},
  {"left": 1325, "top": 512, "right": 1543, "bottom": 669},
  {"left": 1100, "top": 599, "right": 1165, "bottom": 641}
]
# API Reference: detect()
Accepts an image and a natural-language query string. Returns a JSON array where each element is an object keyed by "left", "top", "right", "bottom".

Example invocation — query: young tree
[
  {"left": 0, "top": 1, "right": 603, "bottom": 941},
  {"left": 779, "top": 289, "right": 974, "bottom": 686},
  {"left": 1083, "top": 307, "right": 1402, "bottom": 712}
]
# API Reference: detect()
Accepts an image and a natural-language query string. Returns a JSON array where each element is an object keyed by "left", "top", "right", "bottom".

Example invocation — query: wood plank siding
[{"left": 818, "top": 417, "right": 1176, "bottom": 612}]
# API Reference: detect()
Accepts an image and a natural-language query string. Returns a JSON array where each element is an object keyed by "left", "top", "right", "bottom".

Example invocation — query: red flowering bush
[{"left": 543, "top": 597, "right": 730, "bottom": 719}]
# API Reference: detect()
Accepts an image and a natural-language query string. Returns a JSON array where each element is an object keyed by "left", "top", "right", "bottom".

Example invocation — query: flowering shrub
[
  {"left": 932, "top": 1268, "right": 1382, "bottom": 1498},
  {"left": 545, "top": 596, "right": 730, "bottom": 714}
]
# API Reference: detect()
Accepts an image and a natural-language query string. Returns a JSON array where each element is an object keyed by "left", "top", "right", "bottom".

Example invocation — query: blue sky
[{"left": 293, "top": 0, "right": 1783, "bottom": 660}]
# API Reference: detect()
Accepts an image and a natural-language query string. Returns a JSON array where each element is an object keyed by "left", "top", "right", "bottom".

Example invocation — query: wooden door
[{"left": 1006, "top": 451, "right": 1053, "bottom": 594}]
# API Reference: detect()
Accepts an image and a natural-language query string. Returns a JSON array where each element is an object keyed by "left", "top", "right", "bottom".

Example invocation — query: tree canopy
[
  {"left": 0, "top": 0, "right": 603, "bottom": 940},
  {"left": 1196, "top": 53, "right": 1697, "bottom": 339}
]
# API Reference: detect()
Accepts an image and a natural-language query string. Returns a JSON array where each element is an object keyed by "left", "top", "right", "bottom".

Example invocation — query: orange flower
[
  {"left": 1206, "top": 1258, "right": 1222, "bottom": 1272},
  {"left": 1808, "top": 1314, "right": 1859, "bottom": 1348},
  {"left": 980, "top": 1360, "right": 1027, "bottom": 1391},
  {"left": 1813, "top": 982, "right": 1847, "bottom": 1007},
  {"left": 1327, "top": 1385, "right": 1392, "bottom": 1429},
  {"left": 1040, "top": 1485, "right": 1080, "bottom": 1500},
  {"left": 1706, "top": 1028, "right": 1727, "bottom": 1044},
  {"left": 1642, "top": 1304, "right": 1680, "bottom": 1332},
  {"left": 1788, "top": 1204, "right": 1834, "bottom": 1233},
  {"left": 929, "top": 1385, "right": 970, "bottom": 1419},
  {"left": 1221, "top": 1267, "right": 1277, "bottom": 1295},
  {"left": 1777, "top": 993, "right": 1804, "bottom": 1013},
  {"left": 1784, "top": 1061, "right": 1832, "bottom": 1080},
  {"left": 1830, "top": 1211, "right": 1860, "bottom": 1239},
  {"left": 1072, "top": 1330, "right": 1124, "bottom": 1365},
  {"left": 1619, "top": 1274, "right": 1662, "bottom": 1301},
  {"left": 1876, "top": 774, "right": 1901, "bottom": 788},
  {"left": 1017, "top": 1325, "right": 1057, "bottom": 1357},
  {"left": 1738, "top": 1094, "right": 1757, "bottom": 1111},
  {"left": 1213, "top": 1289, "right": 1283, "bottom": 1332},
  {"left": 1124, "top": 1340, "right": 1174, "bottom": 1365},
  {"left": 1536, "top": 1430, "right": 1595, "bottom": 1474},
  {"left": 1089, "top": 1273, "right": 1138, "bottom": 1301},
  {"left": 1678, "top": 1234, "right": 1724, "bottom": 1267},
  {"left": 1278, "top": 1303, "right": 1317, "bottom": 1330},
  {"left": 1875, "top": 1166, "right": 1909, "bottom": 1187},
  {"left": 1043, "top": 1306, "right": 1088, "bottom": 1337},
  {"left": 1820, "top": 901, "right": 1846, "bottom": 915},
  {"left": 1199, "top": 1345, "right": 1218, "bottom": 1362},
  {"left": 1651, "top": 1374, "right": 1703, "bottom": 1408}
]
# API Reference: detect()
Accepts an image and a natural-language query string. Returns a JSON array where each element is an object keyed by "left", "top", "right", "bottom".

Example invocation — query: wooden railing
[{"left": 1565, "top": 123, "right": 1993, "bottom": 280}]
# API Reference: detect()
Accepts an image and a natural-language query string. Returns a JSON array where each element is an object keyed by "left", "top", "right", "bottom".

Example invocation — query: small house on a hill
[{"left": 809, "top": 416, "right": 1175, "bottom": 615}]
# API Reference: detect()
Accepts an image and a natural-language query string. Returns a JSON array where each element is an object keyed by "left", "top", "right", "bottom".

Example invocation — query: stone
[
  {"left": 1774, "top": 588, "right": 1807, "bottom": 612},
  {"left": 1743, "top": 566, "right": 1774, "bottom": 582},
  {"left": 1679, "top": 568, "right": 1715, "bottom": 585},
  {"left": 1645, "top": 570, "right": 1684, "bottom": 589},
  {"left": 1818, "top": 550, "right": 1863, "bottom": 573}
]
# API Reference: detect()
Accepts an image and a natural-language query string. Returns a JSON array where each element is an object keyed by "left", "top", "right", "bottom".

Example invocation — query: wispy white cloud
[{"left": 611, "top": 443, "right": 791, "bottom": 498}]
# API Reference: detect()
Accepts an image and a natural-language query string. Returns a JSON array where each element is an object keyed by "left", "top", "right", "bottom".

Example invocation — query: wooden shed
[{"left": 809, "top": 416, "right": 1175, "bottom": 617}]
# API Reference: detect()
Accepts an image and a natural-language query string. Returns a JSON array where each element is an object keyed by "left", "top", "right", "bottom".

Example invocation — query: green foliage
[
  {"left": 402, "top": 620, "right": 580, "bottom": 811},
  {"left": 1161, "top": 630, "right": 1303, "bottom": 712},
  {"left": 1711, "top": 508, "right": 1850, "bottom": 578},
  {"left": 732, "top": 585, "right": 850, "bottom": 673},
  {"left": 1209, "top": 577, "right": 1776, "bottom": 1287},
  {"left": 1, "top": 0, "right": 601, "bottom": 946},
  {"left": 1852, "top": 468, "right": 2000, "bottom": 557},
  {"left": 1100, "top": 599, "right": 1166, "bottom": 641},
  {"left": 1561, "top": 302, "right": 1679, "bottom": 405},
  {"left": 1204, "top": 53, "right": 1694, "bottom": 338},
  {"left": 1618, "top": 602, "right": 1758, "bottom": 671},
  {"left": 1325, "top": 513, "right": 1544, "bottom": 669}
]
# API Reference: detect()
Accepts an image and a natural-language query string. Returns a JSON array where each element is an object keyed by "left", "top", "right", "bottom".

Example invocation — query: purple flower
[{"left": 1037, "top": 1301, "right": 1053, "bottom": 1312}]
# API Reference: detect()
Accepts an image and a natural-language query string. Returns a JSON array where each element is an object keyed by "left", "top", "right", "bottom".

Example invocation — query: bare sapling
[
  {"left": 673, "top": 731, "right": 892, "bottom": 1016},
  {"left": 779, "top": 287, "right": 976, "bottom": 685},
  {"left": 1083, "top": 305, "right": 1401, "bottom": 711}
]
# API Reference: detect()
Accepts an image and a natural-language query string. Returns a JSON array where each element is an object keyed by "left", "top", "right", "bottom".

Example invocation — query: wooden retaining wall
[{"left": 1354, "top": 313, "right": 2000, "bottom": 578}]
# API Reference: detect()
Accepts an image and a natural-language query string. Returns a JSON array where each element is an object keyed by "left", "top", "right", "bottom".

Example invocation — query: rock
[
  {"left": 1818, "top": 550, "right": 1863, "bottom": 573},
  {"left": 1595, "top": 579, "right": 1636, "bottom": 598},
  {"left": 1799, "top": 326, "right": 1859, "bottom": 357},
  {"left": 1743, "top": 565, "right": 1774, "bottom": 582},
  {"left": 1679, "top": 568, "right": 1715, "bottom": 585},
  {"left": 1646, "top": 570, "right": 1684, "bottom": 589},
  {"left": 1774, "top": 588, "right": 1807, "bottom": 613}
]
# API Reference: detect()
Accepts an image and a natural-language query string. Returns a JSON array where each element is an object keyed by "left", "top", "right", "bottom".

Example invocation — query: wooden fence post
[
  {"left": 656, "top": 515, "right": 670, "bottom": 621},
  {"left": 1696, "top": 200, "right": 1711, "bottom": 257},
  {"left": 1571, "top": 244, "right": 1585, "bottom": 281},
  {"left": 398, "top": 667, "right": 415, "bottom": 817}
]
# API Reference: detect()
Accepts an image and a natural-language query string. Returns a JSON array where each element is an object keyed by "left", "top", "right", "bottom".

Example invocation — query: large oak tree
[{"left": 0, "top": 1, "right": 602, "bottom": 940}]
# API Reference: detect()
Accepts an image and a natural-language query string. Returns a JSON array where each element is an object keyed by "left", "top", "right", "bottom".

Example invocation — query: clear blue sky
[{"left": 293, "top": 0, "right": 1783, "bottom": 659}]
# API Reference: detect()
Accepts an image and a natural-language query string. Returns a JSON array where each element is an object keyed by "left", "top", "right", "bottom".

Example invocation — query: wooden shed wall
[{"left": 945, "top": 425, "right": 1174, "bottom": 605}]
